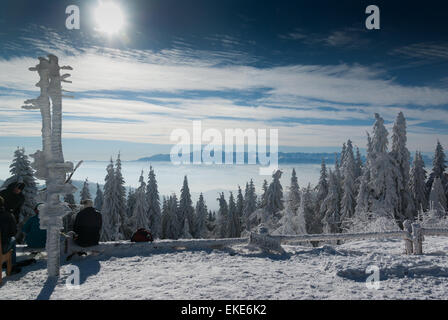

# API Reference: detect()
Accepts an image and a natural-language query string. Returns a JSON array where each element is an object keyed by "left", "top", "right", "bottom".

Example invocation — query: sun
[{"left": 95, "top": 2, "right": 125, "bottom": 35}]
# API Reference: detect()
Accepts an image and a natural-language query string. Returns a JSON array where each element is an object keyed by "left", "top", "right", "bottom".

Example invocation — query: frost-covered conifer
[
  {"left": 227, "top": 192, "right": 241, "bottom": 237},
  {"left": 243, "top": 180, "right": 257, "bottom": 230},
  {"left": 101, "top": 158, "right": 119, "bottom": 241},
  {"left": 390, "top": 112, "right": 415, "bottom": 219},
  {"left": 429, "top": 177, "right": 447, "bottom": 215},
  {"left": 2, "top": 147, "right": 37, "bottom": 220},
  {"left": 340, "top": 140, "right": 356, "bottom": 226},
  {"left": 80, "top": 178, "right": 91, "bottom": 202},
  {"left": 195, "top": 193, "right": 208, "bottom": 238},
  {"left": 94, "top": 183, "right": 103, "bottom": 211},
  {"left": 410, "top": 151, "right": 428, "bottom": 213},
  {"left": 132, "top": 171, "right": 150, "bottom": 230},
  {"left": 179, "top": 176, "right": 195, "bottom": 237},
  {"left": 321, "top": 170, "right": 341, "bottom": 233},
  {"left": 266, "top": 170, "right": 284, "bottom": 214},
  {"left": 146, "top": 166, "right": 161, "bottom": 238},
  {"left": 427, "top": 141, "right": 447, "bottom": 198},
  {"left": 217, "top": 193, "right": 229, "bottom": 238},
  {"left": 288, "top": 168, "right": 301, "bottom": 213}
]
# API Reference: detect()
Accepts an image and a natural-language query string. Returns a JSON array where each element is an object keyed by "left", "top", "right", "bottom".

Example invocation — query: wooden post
[
  {"left": 412, "top": 223, "right": 423, "bottom": 255},
  {"left": 403, "top": 220, "right": 413, "bottom": 255}
]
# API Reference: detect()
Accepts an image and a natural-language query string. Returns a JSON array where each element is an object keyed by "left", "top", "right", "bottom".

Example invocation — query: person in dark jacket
[
  {"left": 73, "top": 199, "right": 102, "bottom": 247},
  {"left": 0, "top": 182, "right": 25, "bottom": 223},
  {"left": 22, "top": 203, "right": 47, "bottom": 249},
  {"left": 0, "top": 195, "right": 20, "bottom": 273}
]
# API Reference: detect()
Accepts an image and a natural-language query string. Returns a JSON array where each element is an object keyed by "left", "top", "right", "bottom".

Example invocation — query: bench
[{"left": 0, "top": 233, "right": 13, "bottom": 285}]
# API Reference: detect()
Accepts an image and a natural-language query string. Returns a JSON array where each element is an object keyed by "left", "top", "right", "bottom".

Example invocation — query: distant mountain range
[
  {"left": 136, "top": 151, "right": 433, "bottom": 165},
  {"left": 136, "top": 151, "right": 350, "bottom": 164}
]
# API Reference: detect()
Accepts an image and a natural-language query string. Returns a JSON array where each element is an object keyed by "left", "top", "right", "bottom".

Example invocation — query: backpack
[{"left": 131, "top": 228, "right": 154, "bottom": 243}]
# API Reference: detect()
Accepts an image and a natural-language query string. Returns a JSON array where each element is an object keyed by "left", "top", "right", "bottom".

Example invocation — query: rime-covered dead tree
[{"left": 22, "top": 55, "right": 76, "bottom": 276}]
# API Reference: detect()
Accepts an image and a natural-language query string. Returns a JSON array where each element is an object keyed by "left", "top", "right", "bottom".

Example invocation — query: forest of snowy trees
[{"left": 2, "top": 112, "right": 448, "bottom": 242}]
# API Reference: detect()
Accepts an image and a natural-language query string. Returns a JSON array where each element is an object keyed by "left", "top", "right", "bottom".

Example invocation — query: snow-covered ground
[{"left": 2, "top": 236, "right": 448, "bottom": 300}]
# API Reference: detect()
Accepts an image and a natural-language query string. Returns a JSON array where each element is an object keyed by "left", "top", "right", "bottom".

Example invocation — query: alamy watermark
[
  {"left": 365, "top": 265, "right": 380, "bottom": 290},
  {"left": 65, "top": 265, "right": 80, "bottom": 290},
  {"left": 170, "top": 121, "right": 278, "bottom": 176}
]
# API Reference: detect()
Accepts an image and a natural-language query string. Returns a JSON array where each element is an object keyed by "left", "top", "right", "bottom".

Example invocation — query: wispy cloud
[{"left": 391, "top": 42, "right": 448, "bottom": 61}]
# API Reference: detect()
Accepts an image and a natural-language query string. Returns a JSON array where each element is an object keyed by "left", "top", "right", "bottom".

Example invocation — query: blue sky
[{"left": 0, "top": 0, "right": 447, "bottom": 160}]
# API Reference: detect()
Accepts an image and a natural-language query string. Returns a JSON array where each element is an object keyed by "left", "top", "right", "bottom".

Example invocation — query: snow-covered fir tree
[
  {"left": 266, "top": 170, "right": 284, "bottom": 215},
  {"left": 181, "top": 217, "right": 193, "bottom": 239},
  {"left": 94, "top": 183, "right": 103, "bottom": 211},
  {"left": 273, "top": 189, "right": 307, "bottom": 236},
  {"left": 429, "top": 177, "right": 447, "bottom": 216},
  {"left": 321, "top": 170, "right": 342, "bottom": 234},
  {"left": 114, "top": 153, "right": 128, "bottom": 239},
  {"left": 410, "top": 151, "right": 428, "bottom": 213},
  {"left": 242, "top": 179, "right": 257, "bottom": 231},
  {"left": 227, "top": 192, "right": 241, "bottom": 237},
  {"left": 2, "top": 147, "right": 37, "bottom": 220},
  {"left": 131, "top": 170, "right": 150, "bottom": 230},
  {"left": 303, "top": 183, "right": 320, "bottom": 234},
  {"left": 179, "top": 176, "right": 195, "bottom": 237},
  {"left": 316, "top": 159, "right": 329, "bottom": 207},
  {"left": 80, "top": 178, "right": 91, "bottom": 202},
  {"left": 426, "top": 140, "right": 447, "bottom": 199},
  {"left": 217, "top": 192, "right": 229, "bottom": 238},
  {"left": 146, "top": 166, "right": 162, "bottom": 238},
  {"left": 205, "top": 210, "right": 217, "bottom": 238},
  {"left": 390, "top": 112, "right": 415, "bottom": 219},
  {"left": 126, "top": 188, "right": 136, "bottom": 219},
  {"left": 355, "top": 113, "right": 402, "bottom": 226},
  {"left": 101, "top": 158, "right": 121, "bottom": 241},
  {"left": 355, "top": 147, "right": 363, "bottom": 180},
  {"left": 340, "top": 140, "right": 356, "bottom": 228},
  {"left": 288, "top": 168, "right": 301, "bottom": 214},
  {"left": 195, "top": 193, "right": 208, "bottom": 238},
  {"left": 259, "top": 179, "right": 268, "bottom": 209},
  {"left": 236, "top": 185, "right": 244, "bottom": 221},
  {"left": 162, "top": 194, "right": 180, "bottom": 239}
]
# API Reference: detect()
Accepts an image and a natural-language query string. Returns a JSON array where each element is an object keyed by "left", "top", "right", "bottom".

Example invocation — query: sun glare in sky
[{"left": 94, "top": 1, "right": 125, "bottom": 35}]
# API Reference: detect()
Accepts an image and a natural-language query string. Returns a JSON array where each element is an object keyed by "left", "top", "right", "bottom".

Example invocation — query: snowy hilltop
[{"left": 2, "top": 236, "right": 448, "bottom": 299}]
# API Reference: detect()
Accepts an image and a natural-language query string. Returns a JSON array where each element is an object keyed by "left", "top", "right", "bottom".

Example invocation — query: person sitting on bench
[
  {"left": 73, "top": 199, "right": 102, "bottom": 247},
  {"left": 22, "top": 203, "right": 47, "bottom": 249}
]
